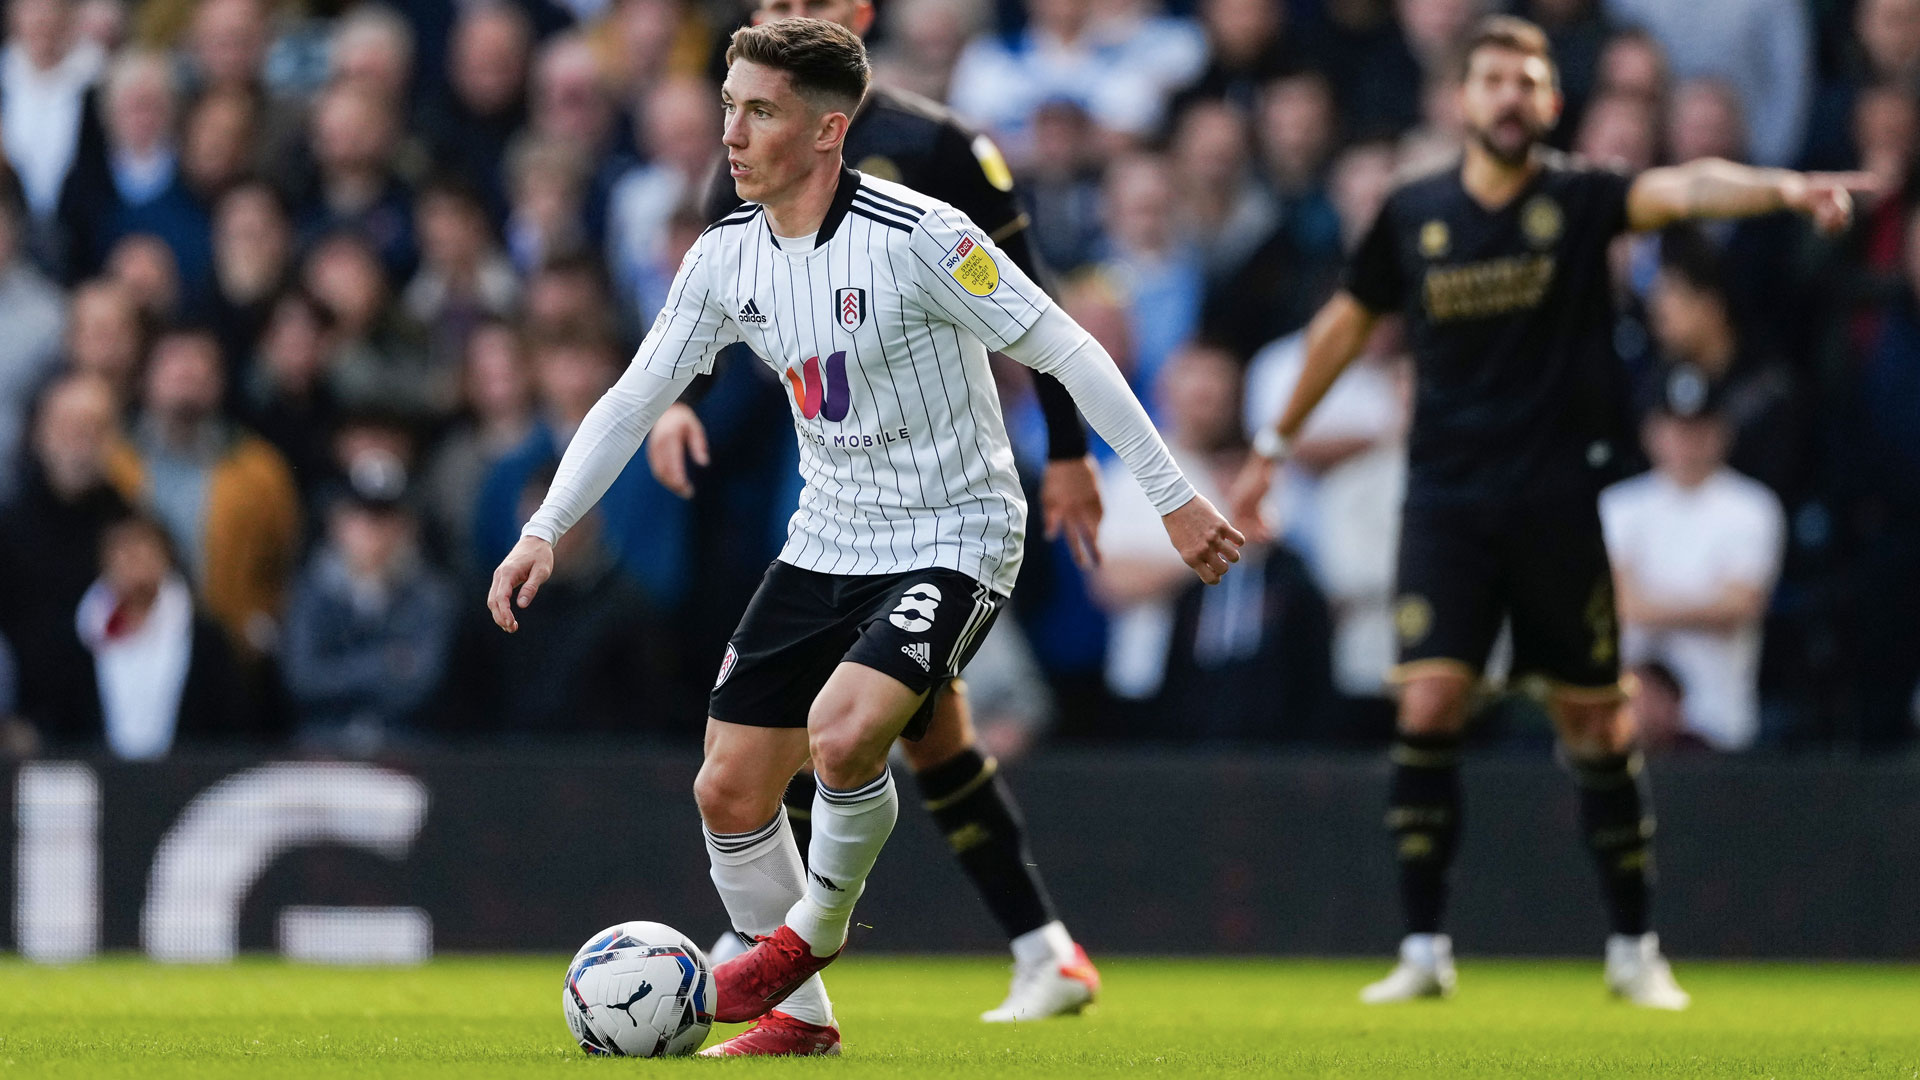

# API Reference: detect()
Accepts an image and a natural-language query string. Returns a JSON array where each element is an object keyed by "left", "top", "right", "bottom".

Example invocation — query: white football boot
[
  {"left": 1360, "top": 933, "right": 1457, "bottom": 1003},
  {"left": 981, "top": 943, "right": 1100, "bottom": 1022},
  {"left": 1605, "top": 933, "right": 1691, "bottom": 1010}
]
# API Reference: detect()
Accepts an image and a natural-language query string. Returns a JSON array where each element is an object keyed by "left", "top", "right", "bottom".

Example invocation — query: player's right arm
[
  {"left": 1625, "top": 160, "right": 1876, "bottom": 234},
  {"left": 488, "top": 241, "right": 742, "bottom": 632},
  {"left": 1230, "top": 299, "right": 1383, "bottom": 543},
  {"left": 1232, "top": 185, "right": 1402, "bottom": 540}
]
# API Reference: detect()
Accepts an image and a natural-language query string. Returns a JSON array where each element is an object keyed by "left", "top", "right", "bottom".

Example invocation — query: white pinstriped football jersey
[{"left": 633, "top": 167, "right": 1049, "bottom": 594}]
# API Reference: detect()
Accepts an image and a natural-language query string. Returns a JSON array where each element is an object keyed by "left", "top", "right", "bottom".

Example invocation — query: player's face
[
  {"left": 1461, "top": 47, "right": 1561, "bottom": 166},
  {"left": 753, "top": 0, "right": 874, "bottom": 36},
  {"left": 721, "top": 60, "right": 844, "bottom": 204}
]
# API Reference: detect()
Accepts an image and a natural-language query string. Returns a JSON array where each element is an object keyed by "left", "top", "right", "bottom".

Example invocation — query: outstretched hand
[
  {"left": 1784, "top": 171, "right": 1879, "bottom": 235},
  {"left": 487, "top": 536, "right": 555, "bottom": 632},
  {"left": 1226, "top": 455, "right": 1278, "bottom": 545},
  {"left": 1162, "top": 495, "right": 1246, "bottom": 585},
  {"left": 646, "top": 402, "right": 710, "bottom": 498}
]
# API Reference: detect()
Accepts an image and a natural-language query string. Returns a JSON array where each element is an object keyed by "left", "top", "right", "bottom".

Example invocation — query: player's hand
[
  {"left": 1162, "top": 495, "right": 1246, "bottom": 585},
  {"left": 1784, "top": 171, "right": 1878, "bottom": 235},
  {"left": 1227, "top": 455, "right": 1278, "bottom": 545},
  {"left": 1041, "top": 455, "right": 1103, "bottom": 570},
  {"left": 645, "top": 402, "right": 709, "bottom": 498},
  {"left": 487, "top": 536, "right": 555, "bottom": 633}
]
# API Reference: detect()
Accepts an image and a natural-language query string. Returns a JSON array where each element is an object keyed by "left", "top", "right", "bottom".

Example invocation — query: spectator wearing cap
[
  {"left": 1644, "top": 228, "right": 1807, "bottom": 502},
  {"left": 70, "top": 514, "right": 251, "bottom": 757},
  {"left": 282, "top": 453, "right": 457, "bottom": 753},
  {"left": 104, "top": 325, "right": 301, "bottom": 660},
  {"left": 1602, "top": 367, "right": 1787, "bottom": 752}
]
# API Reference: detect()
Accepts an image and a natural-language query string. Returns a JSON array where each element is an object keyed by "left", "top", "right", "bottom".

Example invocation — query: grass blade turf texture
[{"left": 0, "top": 956, "right": 1915, "bottom": 1077}]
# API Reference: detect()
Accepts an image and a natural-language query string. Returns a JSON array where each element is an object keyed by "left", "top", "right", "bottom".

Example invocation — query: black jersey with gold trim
[{"left": 1345, "top": 151, "right": 1638, "bottom": 505}]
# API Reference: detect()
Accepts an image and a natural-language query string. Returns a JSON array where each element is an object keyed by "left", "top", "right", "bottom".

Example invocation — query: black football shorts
[
  {"left": 708, "top": 561, "right": 1006, "bottom": 740},
  {"left": 1393, "top": 493, "right": 1621, "bottom": 695}
]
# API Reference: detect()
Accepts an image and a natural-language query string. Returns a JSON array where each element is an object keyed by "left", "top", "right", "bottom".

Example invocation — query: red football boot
[
  {"left": 712, "top": 925, "right": 842, "bottom": 1024},
  {"left": 697, "top": 1011, "right": 841, "bottom": 1057}
]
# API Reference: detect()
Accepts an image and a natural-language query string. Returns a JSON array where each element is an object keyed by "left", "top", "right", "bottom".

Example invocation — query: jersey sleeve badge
[
  {"left": 940, "top": 233, "right": 999, "bottom": 297},
  {"left": 970, "top": 135, "right": 1015, "bottom": 193}
]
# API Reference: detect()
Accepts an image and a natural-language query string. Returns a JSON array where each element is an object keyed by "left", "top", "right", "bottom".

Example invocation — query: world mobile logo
[{"left": 786, "top": 351, "right": 850, "bottom": 421}]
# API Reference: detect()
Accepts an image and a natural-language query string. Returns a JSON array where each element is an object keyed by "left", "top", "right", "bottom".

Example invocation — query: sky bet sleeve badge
[{"left": 941, "top": 234, "right": 999, "bottom": 297}]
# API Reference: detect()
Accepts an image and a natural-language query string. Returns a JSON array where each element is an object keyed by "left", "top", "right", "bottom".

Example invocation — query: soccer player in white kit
[{"left": 488, "top": 18, "right": 1243, "bottom": 1056}]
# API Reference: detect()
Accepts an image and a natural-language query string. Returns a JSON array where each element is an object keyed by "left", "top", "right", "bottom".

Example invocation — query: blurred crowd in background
[{"left": 0, "top": 0, "right": 1917, "bottom": 761}]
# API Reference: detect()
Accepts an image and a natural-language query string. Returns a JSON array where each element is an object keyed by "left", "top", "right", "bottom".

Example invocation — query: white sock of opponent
[
  {"left": 704, "top": 813, "right": 834, "bottom": 1026},
  {"left": 786, "top": 769, "right": 899, "bottom": 957}
]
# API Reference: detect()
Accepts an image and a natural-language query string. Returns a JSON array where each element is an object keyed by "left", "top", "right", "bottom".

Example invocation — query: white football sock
[
  {"left": 704, "top": 813, "right": 833, "bottom": 1026},
  {"left": 786, "top": 769, "right": 898, "bottom": 957},
  {"left": 1010, "top": 921, "right": 1076, "bottom": 968}
]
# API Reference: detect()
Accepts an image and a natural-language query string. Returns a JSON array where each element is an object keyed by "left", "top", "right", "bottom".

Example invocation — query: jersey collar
[{"left": 813, "top": 164, "right": 862, "bottom": 246}]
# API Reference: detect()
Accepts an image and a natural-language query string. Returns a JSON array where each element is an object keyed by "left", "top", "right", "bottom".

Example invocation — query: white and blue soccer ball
[{"left": 562, "top": 921, "right": 716, "bottom": 1057}]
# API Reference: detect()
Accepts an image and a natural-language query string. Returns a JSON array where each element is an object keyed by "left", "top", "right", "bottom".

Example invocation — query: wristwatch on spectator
[{"left": 1253, "top": 425, "right": 1293, "bottom": 463}]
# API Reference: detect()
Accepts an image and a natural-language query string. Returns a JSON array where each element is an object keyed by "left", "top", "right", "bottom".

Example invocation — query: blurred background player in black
[
  {"left": 641, "top": 0, "right": 1103, "bottom": 1023},
  {"left": 1231, "top": 15, "right": 1871, "bottom": 1011}
]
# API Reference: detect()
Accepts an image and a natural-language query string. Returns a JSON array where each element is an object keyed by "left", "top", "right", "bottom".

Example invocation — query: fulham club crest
[{"left": 835, "top": 287, "right": 867, "bottom": 333}]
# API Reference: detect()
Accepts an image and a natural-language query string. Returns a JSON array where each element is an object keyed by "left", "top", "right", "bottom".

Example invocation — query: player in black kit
[
  {"left": 643, "top": 0, "right": 1103, "bottom": 1023},
  {"left": 1231, "top": 16, "right": 1870, "bottom": 1008}
]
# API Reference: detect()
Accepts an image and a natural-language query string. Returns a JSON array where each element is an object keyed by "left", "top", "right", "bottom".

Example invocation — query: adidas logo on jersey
[
  {"left": 900, "top": 641, "right": 931, "bottom": 672},
  {"left": 738, "top": 299, "right": 768, "bottom": 325}
]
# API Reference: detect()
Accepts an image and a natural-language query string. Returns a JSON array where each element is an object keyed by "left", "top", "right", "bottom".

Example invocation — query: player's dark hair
[
  {"left": 1461, "top": 15, "right": 1558, "bottom": 88},
  {"left": 725, "top": 17, "right": 871, "bottom": 114}
]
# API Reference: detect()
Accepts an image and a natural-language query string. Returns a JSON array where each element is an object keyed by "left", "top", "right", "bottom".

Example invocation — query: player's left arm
[
  {"left": 939, "top": 122, "right": 1104, "bottom": 566},
  {"left": 1625, "top": 159, "right": 1879, "bottom": 234},
  {"left": 908, "top": 209, "right": 1243, "bottom": 583},
  {"left": 1003, "top": 305, "right": 1244, "bottom": 583}
]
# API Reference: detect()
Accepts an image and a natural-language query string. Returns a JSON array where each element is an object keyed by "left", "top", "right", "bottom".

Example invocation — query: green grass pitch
[{"left": 2, "top": 956, "right": 1916, "bottom": 1078}]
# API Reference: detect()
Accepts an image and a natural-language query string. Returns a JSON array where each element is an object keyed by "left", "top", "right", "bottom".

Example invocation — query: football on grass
[{"left": 562, "top": 921, "right": 716, "bottom": 1056}]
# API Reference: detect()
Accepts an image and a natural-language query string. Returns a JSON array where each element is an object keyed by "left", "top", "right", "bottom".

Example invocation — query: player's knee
[
  {"left": 693, "top": 761, "right": 782, "bottom": 834},
  {"left": 1552, "top": 699, "right": 1630, "bottom": 755},
  {"left": 807, "top": 710, "right": 891, "bottom": 789},
  {"left": 1398, "top": 676, "right": 1471, "bottom": 736}
]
